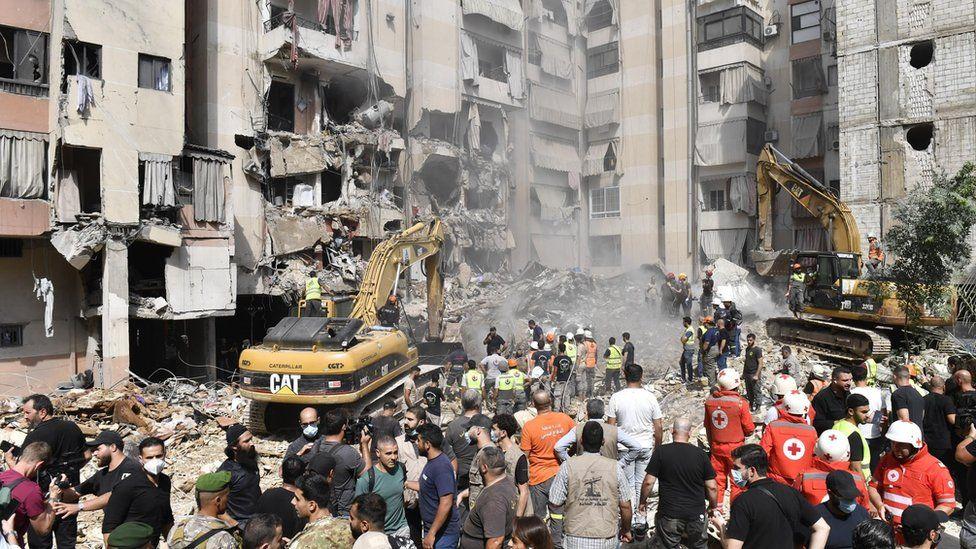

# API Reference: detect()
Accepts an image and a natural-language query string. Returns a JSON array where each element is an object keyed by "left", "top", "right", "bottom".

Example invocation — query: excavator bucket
[{"left": 749, "top": 249, "right": 795, "bottom": 277}]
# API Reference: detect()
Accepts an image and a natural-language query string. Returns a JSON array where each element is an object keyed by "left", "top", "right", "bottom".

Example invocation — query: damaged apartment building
[{"left": 0, "top": 0, "right": 237, "bottom": 393}]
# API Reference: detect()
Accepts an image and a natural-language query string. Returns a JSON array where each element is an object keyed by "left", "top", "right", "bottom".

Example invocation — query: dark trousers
[
  {"left": 655, "top": 514, "right": 707, "bottom": 549},
  {"left": 744, "top": 374, "right": 759, "bottom": 410},
  {"left": 304, "top": 299, "right": 322, "bottom": 317},
  {"left": 28, "top": 514, "right": 77, "bottom": 549},
  {"left": 530, "top": 478, "right": 563, "bottom": 548},
  {"left": 680, "top": 349, "right": 696, "bottom": 382},
  {"left": 603, "top": 369, "right": 621, "bottom": 394}
]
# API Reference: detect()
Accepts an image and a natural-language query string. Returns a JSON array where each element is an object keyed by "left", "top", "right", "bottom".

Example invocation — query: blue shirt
[
  {"left": 419, "top": 452, "right": 459, "bottom": 537},
  {"left": 703, "top": 327, "right": 720, "bottom": 348},
  {"left": 816, "top": 502, "right": 869, "bottom": 549}
]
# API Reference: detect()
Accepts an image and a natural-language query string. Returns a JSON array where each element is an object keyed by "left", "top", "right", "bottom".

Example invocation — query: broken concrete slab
[
  {"left": 136, "top": 224, "right": 182, "bottom": 247},
  {"left": 51, "top": 222, "right": 108, "bottom": 270},
  {"left": 268, "top": 134, "right": 334, "bottom": 177},
  {"left": 266, "top": 210, "right": 333, "bottom": 256}
]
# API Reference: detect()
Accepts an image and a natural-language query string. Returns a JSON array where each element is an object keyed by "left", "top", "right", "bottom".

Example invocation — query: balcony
[
  {"left": 264, "top": 11, "right": 324, "bottom": 33},
  {"left": 0, "top": 78, "right": 49, "bottom": 98}
]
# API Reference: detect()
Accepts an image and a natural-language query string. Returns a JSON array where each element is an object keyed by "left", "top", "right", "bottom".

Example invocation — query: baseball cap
[
  {"left": 825, "top": 470, "right": 861, "bottom": 499},
  {"left": 901, "top": 504, "right": 948, "bottom": 533},
  {"left": 86, "top": 431, "right": 124, "bottom": 449}
]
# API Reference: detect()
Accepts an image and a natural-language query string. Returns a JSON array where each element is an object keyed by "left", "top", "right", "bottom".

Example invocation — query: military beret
[
  {"left": 196, "top": 471, "right": 231, "bottom": 492},
  {"left": 107, "top": 522, "right": 155, "bottom": 548}
]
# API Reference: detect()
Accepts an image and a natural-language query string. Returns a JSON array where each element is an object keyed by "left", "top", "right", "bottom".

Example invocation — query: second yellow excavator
[{"left": 751, "top": 144, "right": 956, "bottom": 362}]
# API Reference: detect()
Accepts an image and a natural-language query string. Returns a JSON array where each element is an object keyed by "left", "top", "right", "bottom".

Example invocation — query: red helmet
[{"left": 667, "top": 272, "right": 676, "bottom": 279}]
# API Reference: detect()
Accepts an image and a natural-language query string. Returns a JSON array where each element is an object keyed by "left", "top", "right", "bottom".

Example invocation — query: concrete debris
[
  {"left": 706, "top": 257, "right": 778, "bottom": 317},
  {"left": 267, "top": 133, "right": 335, "bottom": 177},
  {"left": 135, "top": 223, "right": 182, "bottom": 248},
  {"left": 265, "top": 207, "right": 334, "bottom": 256},
  {"left": 50, "top": 221, "right": 107, "bottom": 270}
]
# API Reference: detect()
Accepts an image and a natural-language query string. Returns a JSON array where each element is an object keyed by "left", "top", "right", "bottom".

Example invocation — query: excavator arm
[
  {"left": 754, "top": 144, "right": 862, "bottom": 275},
  {"left": 350, "top": 218, "right": 446, "bottom": 339}
]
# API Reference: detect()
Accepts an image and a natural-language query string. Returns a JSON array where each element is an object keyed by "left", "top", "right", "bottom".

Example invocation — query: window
[
  {"left": 746, "top": 118, "right": 766, "bottom": 155},
  {"left": 701, "top": 180, "right": 731, "bottom": 212},
  {"left": 0, "top": 325, "right": 23, "bottom": 348},
  {"left": 540, "top": 0, "right": 568, "bottom": 25},
  {"left": 138, "top": 54, "right": 171, "bottom": 91},
  {"left": 699, "top": 71, "right": 720, "bottom": 103},
  {"left": 791, "top": 0, "right": 821, "bottom": 44},
  {"left": 589, "top": 235, "right": 621, "bottom": 267},
  {"left": 590, "top": 186, "right": 620, "bottom": 219},
  {"left": 586, "top": 0, "right": 614, "bottom": 32},
  {"left": 0, "top": 26, "right": 48, "bottom": 93},
  {"left": 267, "top": 80, "right": 295, "bottom": 132},
  {"left": 0, "top": 238, "right": 23, "bottom": 257},
  {"left": 827, "top": 64, "right": 837, "bottom": 87},
  {"left": 587, "top": 42, "right": 619, "bottom": 78},
  {"left": 429, "top": 112, "right": 457, "bottom": 143},
  {"left": 477, "top": 43, "right": 507, "bottom": 83},
  {"left": 792, "top": 56, "right": 827, "bottom": 99},
  {"left": 63, "top": 40, "right": 101, "bottom": 79},
  {"left": 697, "top": 7, "right": 763, "bottom": 52}
]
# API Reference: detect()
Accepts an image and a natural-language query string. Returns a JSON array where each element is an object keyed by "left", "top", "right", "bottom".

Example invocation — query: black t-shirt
[
  {"left": 448, "top": 349, "right": 468, "bottom": 367},
  {"left": 966, "top": 440, "right": 976, "bottom": 498},
  {"left": 812, "top": 387, "right": 850, "bottom": 434},
  {"left": 816, "top": 502, "right": 869, "bottom": 549},
  {"left": 102, "top": 472, "right": 174, "bottom": 542},
  {"left": 622, "top": 342, "right": 635, "bottom": 365},
  {"left": 371, "top": 415, "right": 404, "bottom": 439},
  {"left": 22, "top": 418, "right": 87, "bottom": 484},
  {"left": 645, "top": 442, "right": 716, "bottom": 520},
  {"left": 446, "top": 415, "right": 482, "bottom": 490},
  {"left": 954, "top": 389, "right": 976, "bottom": 409},
  {"left": 554, "top": 355, "right": 573, "bottom": 382},
  {"left": 743, "top": 346, "right": 763, "bottom": 375},
  {"left": 891, "top": 386, "right": 925, "bottom": 428},
  {"left": 726, "top": 478, "right": 821, "bottom": 548},
  {"left": 77, "top": 457, "right": 143, "bottom": 496},
  {"left": 533, "top": 351, "right": 552, "bottom": 373},
  {"left": 254, "top": 487, "right": 306, "bottom": 539},
  {"left": 485, "top": 334, "right": 505, "bottom": 355},
  {"left": 717, "top": 329, "right": 730, "bottom": 352},
  {"left": 314, "top": 441, "right": 364, "bottom": 517},
  {"left": 923, "top": 392, "right": 957, "bottom": 450},
  {"left": 424, "top": 386, "right": 445, "bottom": 417},
  {"left": 217, "top": 459, "right": 262, "bottom": 521},
  {"left": 513, "top": 455, "right": 529, "bottom": 485},
  {"left": 847, "top": 432, "right": 864, "bottom": 462}
]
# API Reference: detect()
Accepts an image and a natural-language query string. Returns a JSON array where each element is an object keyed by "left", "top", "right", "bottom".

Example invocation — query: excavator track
[{"left": 765, "top": 317, "right": 892, "bottom": 363}]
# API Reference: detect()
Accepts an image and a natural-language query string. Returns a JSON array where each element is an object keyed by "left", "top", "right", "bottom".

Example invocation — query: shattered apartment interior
[{"left": 2, "top": 0, "right": 976, "bottom": 393}]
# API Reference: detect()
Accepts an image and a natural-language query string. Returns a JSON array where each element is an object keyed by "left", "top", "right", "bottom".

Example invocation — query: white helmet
[
  {"left": 712, "top": 298, "right": 723, "bottom": 307},
  {"left": 868, "top": 232, "right": 877, "bottom": 240},
  {"left": 717, "top": 368, "right": 741, "bottom": 390},
  {"left": 565, "top": 332, "right": 574, "bottom": 340},
  {"left": 783, "top": 391, "right": 810, "bottom": 416},
  {"left": 815, "top": 430, "right": 852, "bottom": 462},
  {"left": 584, "top": 330, "right": 593, "bottom": 339},
  {"left": 886, "top": 420, "right": 923, "bottom": 449},
  {"left": 543, "top": 343, "right": 551, "bottom": 351},
  {"left": 576, "top": 328, "right": 585, "bottom": 335},
  {"left": 529, "top": 341, "right": 538, "bottom": 350},
  {"left": 772, "top": 374, "right": 798, "bottom": 397}
]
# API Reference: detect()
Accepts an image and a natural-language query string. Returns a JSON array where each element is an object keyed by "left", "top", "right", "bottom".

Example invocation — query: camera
[
  {"left": 344, "top": 415, "right": 373, "bottom": 445},
  {"left": 957, "top": 393, "right": 976, "bottom": 435}
]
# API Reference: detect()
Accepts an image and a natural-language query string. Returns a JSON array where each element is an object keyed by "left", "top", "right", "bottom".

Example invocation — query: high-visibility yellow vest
[
  {"left": 831, "top": 419, "right": 871, "bottom": 481},
  {"left": 305, "top": 277, "right": 322, "bottom": 300},
  {"left": 565, "top": 342, "right": 577, "bottom": 362},
  {"left": 791, "top": 272, "right": 805, "bottom": 283},
  {"left": 864, "top": 358, "right": 878, "bottom": 386},
  {"left": 497, "top": 372, "right": 517, "bottom": 391},
  {"left": 512, "top": 369, "right": 528, "bottom": 388},
  {"left": 606, "top": 345, "right": 622, "bottom": 370},
  {"left": 464, "top": 370, "right": 484, "bottom": 389},
  {"left": 682, "top": 328, "right": 698, "bottom": 350}
]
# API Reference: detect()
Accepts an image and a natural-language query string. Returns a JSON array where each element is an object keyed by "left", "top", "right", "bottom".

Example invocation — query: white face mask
[
  {"left": 303, "top": 424, "right": 319, "bottom": 438},
  {"left": 143, "top": 458, "right": 166, "bottom": 475}
]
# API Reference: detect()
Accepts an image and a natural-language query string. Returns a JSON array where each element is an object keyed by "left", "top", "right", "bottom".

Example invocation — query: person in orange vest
[
  {"left": 581, "top": 330, "right": 598, "bottom": 398},
  {"left": 868, "top": 421, "right": 955, "bottom": 531},
  {"left": 794, "top": 429, "right": 870, "bottom": 508},
  {"left": 704, "top": 368, "right": 755, "bottom": 505},
  {"left": 760, "top": 391, "right": 818, "bottom": 485}
]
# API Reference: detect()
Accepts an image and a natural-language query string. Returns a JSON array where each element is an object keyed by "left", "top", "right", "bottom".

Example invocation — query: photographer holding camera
[{"left": 315, "top": 409, "right": 366, "bottom": 518}]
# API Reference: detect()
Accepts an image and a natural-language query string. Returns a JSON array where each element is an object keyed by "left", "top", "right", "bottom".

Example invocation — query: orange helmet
[
  {"left": 703, "top": 316, "right": 713, "bottom": 324},
  {"left": 792, "top": 263, "right": 802, "bottom": 270},
  {"left": 546, "top": 332, "right": 555, "bottom": 343},
  {"left": 508, "top": 358, "right": 518, "bottom": 367},
  {"left": 388, "top": 294, "right": 398, "bottom": 304}
]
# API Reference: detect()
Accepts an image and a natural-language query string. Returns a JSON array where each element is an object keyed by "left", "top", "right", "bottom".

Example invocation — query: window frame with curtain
[
  {"left": 586, "top": 0, "right": 614, "bottom": 31},
  {"left": 137, "top": 53, "right": 171, "bottom": 92},
  {"left": 791, "top": 56, "right": 827, "bottom": 99},
  {"left": 790, "top": 0, "right": 821, "bottom": 44},
  {"left": 701, "top": 179, "right": 732, "bottom": 212},
  {"left": 586, "top": 42, "right": 619, "bottom": 79},
  {"left": 589, "top": 185, "right": 620, "bottom": 219}
]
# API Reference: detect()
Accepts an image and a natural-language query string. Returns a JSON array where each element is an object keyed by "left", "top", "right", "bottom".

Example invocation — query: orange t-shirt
[{"left": 520, "top": 411, "right": 576, "bottom": 485}]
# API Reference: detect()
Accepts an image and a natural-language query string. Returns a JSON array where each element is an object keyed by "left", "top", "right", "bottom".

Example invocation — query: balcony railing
[
  {"left": 0, "top": 78, "right": 49, "bottom": 98},
  {"left": 264, "top": 11, "right": 327, "bottom": 33}
]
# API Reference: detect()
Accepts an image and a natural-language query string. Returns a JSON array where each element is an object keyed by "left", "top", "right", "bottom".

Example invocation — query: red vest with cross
[
  {"left": 705, "top": 391, "right": 754, "bottom": 454},
  {"left": 760, "top": 414, "right": 818, "bottom": 485},
  {"left": 869, "top": 445, "right": 956, "bottom": 526},
  {"left": 794, "top": 458, "right": 870, "bottom": 508}
]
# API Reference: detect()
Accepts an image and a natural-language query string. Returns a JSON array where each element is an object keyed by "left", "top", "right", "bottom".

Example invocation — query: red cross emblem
[
  {"left": 783, "top": 437, "right": 806, "bottom": 460},
  {"left": 711, "top": 409, "right": 729, "bottom": 430},
  {"left": 828, "top": 434, "right": 838, "bottom": 441},
  {"left": 886, "top": 469, "right": 900, "bottom": 483}
]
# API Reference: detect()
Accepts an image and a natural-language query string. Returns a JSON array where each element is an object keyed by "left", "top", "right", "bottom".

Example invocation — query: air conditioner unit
[
  {"left": 830, "top": 139, "right": 840, "bottom": 150},
  {"left": 764, "top": 130, "right": 779, "bottom": 142},
  {"left": 764, "top": 24, "right": 779, "bottom": 38},
  {"left": 822, "top": 28, "right": 836, "bottom": 42}
]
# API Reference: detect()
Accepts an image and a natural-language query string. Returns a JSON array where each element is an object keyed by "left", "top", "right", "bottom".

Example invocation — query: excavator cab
[{"left": 793, "top": 251, "right": 867, "bottom": 312}]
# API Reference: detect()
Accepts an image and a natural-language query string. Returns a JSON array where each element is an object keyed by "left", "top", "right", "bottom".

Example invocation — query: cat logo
[{"left": 270, "top": 374, "right": 300, "bottom": 395}]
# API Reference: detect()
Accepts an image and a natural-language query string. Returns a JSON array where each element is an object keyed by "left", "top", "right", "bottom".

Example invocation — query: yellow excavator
[
  {"left": 238, "top": 219, "right": 448, "bottom": 433},
  {"left": 751, "top": 144, "right": 956, "bottom": 361}
]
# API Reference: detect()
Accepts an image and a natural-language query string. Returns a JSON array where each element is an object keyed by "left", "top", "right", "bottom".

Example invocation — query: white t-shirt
[
  {"left": 480, "top": 354, "right": 507, "bottom": 379},
  {"left": 606, "top": 387, "right": 664, "bottom": 449},
  {"left": 851, "top": 386, "right": 885, "bottom": 439}
]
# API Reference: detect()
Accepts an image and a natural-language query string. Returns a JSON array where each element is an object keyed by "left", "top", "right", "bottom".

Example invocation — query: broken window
[
  {"left": 587, "top": 42, "right": 619, "bottom": 79},
  {"left": 322, "top": 76, "right": 367, "bottom": 126},
  {"left": 269, "top": 177, "right": 300, "bottom": 206},
  {"left": 59, "top": 145, "right": 102, "bottom": 215},
  {"left": 128, "top": 242, "right": 170, "bottom": 298},
  {"left": 701, "top": 180, "right": 731, "bottom": 212},
  {"left": 428, "top": 112, "right": 458, "bottom": 143},
  {"left": 479, "top": 121, "right": 499, "bottom": 157},
  {"left": 477, "top": 42, "right": 507, "bottom": 83},
  {"left": 791, "top": 56, "right": 826, "bottom": 99},
  {"left": 322, "top": 170, "right": 342, "bottom": 203},
  {"left": 138, "top": 54, "right": 171, "bottom": 92},
  {"left": 700, "top": 71, "right": 720, "bottom": 103},
  {"left": 909, "top": 41, "right": 934, "bottom": 69},
  {"left": 587, "top": 0, "right": 614, "bottom": 32},
  {"left": 0, "top": 238, "right": 23, "bottom": 257},
  {"left": 906, "top": 123, "right": 934, "bottom": 151},
  {"left": 791, "top": 0, "right": 821, "bottom": 44},
  {"left": 540, "top": 0, "right": 568, "bottom": 25},
  {"left": 697, "top": 7, "right": 763, "bottom": 52},
  {"left": 0, "top": 324, "right": 24, "bottom": 348},
  {"left": 0, "top": 26, "right": 48, "bottom": 96},
  {"left": 589, "top": 186, "right": 620, "bottom": 219},
  {"left": 589, "top": 235, "right": 621, "bottom": 267},
  {"left": 268, "top": 80, "right": 295, "bottom": 132},
  {"left": 746, "top": 118, "right": 766, "bottom": 155},
  {"left": 63, "top": 40, "right": 100, "bottom": 79}
]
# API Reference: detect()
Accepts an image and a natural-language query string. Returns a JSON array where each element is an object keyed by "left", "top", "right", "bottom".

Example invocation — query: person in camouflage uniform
[
  {"left": 289, "top": 472, "right": 354, "bottom": 549},
  {"left": 166, "top": 472, "right": 239, "bottom": 549}
]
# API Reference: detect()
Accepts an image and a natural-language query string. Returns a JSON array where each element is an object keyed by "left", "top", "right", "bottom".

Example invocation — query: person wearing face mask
[
  {"left": 794, "top": 430, "right": 870, "bottom": 509},
  {"left": 166, "top": 472, "right": 238, "bottom": 549},
  {"left": 354, "top": 436, "right": 410, "bottom": 545},
  {"left": 285, "top": 408, "right": 323, "bottom": 463},
  {"left": 414, "top": 424, "right": 460, "bottom": 549},
  {"left": 51, "top": 431, "right": 142, "bottom": 521},
  {"left": 218, "top": 424, "right": 263, "bottom": 526},
  {"left": 868, "top": 421, "right": 955, "bottom": 532},
  {"left": 101, "top": 437, "right": 174, "bottom": 547},
  {"left": 0, "top": 441, "right": 54, "bottom": 546},
  {"left": 710, "top": 444, "right": 830, "bottom": 549},
  {"left": 814, "top": 471, "right": 871, "bottom": 549},
  {"left": 491, "top": 414, "right": 532, "bottom": 517},
  {"left": 900, "top": 504, "right": 948, "bottom": 549}
]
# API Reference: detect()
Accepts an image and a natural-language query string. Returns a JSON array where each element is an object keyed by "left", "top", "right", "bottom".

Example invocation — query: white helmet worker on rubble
[
  {"left": 717, "top": 368, "right": 741, "bottom": 390},
  {"left": 764, "top": 375, "right": 806, "bottom": 426},
  {"left": 529, "top": 341, "right": 538, "bottom": 350}
]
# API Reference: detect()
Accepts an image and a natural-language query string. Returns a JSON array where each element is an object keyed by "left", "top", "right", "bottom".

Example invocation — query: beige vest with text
[
  {"left": 575, "top": 421, "right": 618, "bottom": 460},
  {"left": 563, "top": 453, "right": 621, "bottom": 539}
]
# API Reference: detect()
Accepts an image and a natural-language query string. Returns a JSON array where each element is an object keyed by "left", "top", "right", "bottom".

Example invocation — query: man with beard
[
  {"left": 166, "top": 472, "right": 238, "bottom": 549},
  {"left": 101, "top": 437, "right": 174, "bottom": 546},
  {"left": 290, "top": 473, "right": 354, "bottom": 549},
  {"left": 219, "top": 424, "right": 262, "bottom": 526},
  {"left": 349, "top": 493, "right": 392, "bottom": 549},
  {"left": 397, "top": 406, "right": 456, "bottom": 546},
  {"left": 52, "top": 431, "right": 142, "bottom": 521},
  {"left": 285, "top": 408, "right": 324, "bottom": 463},
  {"left": 6, "top": 394, "right": 88, "bottom": 549},
  {"left": 414, "top": 424, "right": 460, "bottom": 549},
  {"left": 318, "top": 409, "right": 366, "bottom": 518}
]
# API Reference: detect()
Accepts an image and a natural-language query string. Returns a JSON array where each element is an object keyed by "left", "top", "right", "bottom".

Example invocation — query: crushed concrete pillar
[
  {"left": 100, "top": 238, "right": 129, "bottom": 388},
  {"left": 202, "top": 318, "right": 217, "bottom": 383}
]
